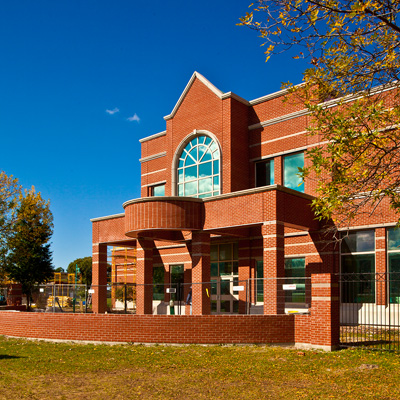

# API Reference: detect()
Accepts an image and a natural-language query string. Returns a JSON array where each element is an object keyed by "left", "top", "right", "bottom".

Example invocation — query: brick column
[
  {"left": 92, "top": 243, "right": 108, "bottom": 314},
  {"left": 136, "top": 239, "right": 154, "bottom": 315},
  {"left": 191, "top": 231, "right": 211, "bottom": 315},
  {"left": 263, "top": 222, "right": 285, "bottom": 314},
  {"left": 375, "top": 227, "right": 387, "bottom": 306},
  {"left": 274, "top": 156, "right": 283, "bottom": 186},
  {"left": 238, "top": 239, "right": 251, "bottom": 314},
  {"left": 311, "top": 273, "right": 340, "bottom": 350}
]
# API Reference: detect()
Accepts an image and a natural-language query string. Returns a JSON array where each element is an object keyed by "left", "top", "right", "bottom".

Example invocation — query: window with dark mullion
[{"left": 255, "top": 159, "right": 274, "bottom": 187}]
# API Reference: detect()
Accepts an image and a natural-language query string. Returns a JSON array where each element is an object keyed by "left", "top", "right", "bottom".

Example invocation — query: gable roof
[{"left": 164, "top": 72, "right": 249, "bottom": 120}]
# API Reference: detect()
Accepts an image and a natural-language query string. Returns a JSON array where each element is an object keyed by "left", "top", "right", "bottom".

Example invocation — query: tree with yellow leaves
[
  {"left": 0, "top": 172, "right": 54, "bottom": 309},
  {"left": 240, "top": 1, "right": 400, "bottom": 231}
]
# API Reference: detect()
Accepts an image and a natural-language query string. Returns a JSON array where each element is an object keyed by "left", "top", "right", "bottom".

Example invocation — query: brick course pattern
[{"left": 0, "top": 312, "right": 306, "bottom": 345}]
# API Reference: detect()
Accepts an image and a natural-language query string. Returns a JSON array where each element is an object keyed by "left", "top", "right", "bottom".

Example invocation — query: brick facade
[{"left": 3, "top": 71, "right": 392, "bottom": 348}]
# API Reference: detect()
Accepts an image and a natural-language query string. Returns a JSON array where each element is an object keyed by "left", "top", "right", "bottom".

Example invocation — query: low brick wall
[{"left": 0, "top": 312, "right": 311, "bottom": 345}]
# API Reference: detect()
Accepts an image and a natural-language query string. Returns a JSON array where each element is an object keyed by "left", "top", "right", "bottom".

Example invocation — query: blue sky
[{"left": 0, "top": 1, "right": 309, "bottom": 270}]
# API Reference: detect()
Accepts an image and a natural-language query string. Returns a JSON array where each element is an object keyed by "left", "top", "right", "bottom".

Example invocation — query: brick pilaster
[
  {"left": 191, "top": 231, "right": 211, "bottom": 315},
  {"left": 238, "top": 239, "right": 251, "bottom": 314},
  {"left": 136, "top": 239, "right": 154, "bottom": 315},
  {"left": 92, "top": 243, "right": 108, "bottom": 314},
  {"left": 263, "top": 222, "right": 285, "bottom": 314},
  {"left": 311, "top": 273, "right": 340, "bottom": 349}
]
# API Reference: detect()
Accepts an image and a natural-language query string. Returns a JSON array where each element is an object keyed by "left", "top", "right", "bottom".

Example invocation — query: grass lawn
[{"left": 0, "top": 336, "right": 400, "bottom": 399}]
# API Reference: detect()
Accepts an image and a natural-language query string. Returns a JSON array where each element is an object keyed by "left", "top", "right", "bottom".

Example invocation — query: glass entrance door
[
  {"left": 210, "top": 242, "right": 239, "bottom": 314},
  {"left": 211, "top": 277, "right": 239, "bottom": 313}
]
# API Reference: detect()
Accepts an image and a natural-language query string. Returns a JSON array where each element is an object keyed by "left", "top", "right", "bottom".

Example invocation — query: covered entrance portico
[{"left": 91, "top": 185, "right": 320, "bottom": 316}]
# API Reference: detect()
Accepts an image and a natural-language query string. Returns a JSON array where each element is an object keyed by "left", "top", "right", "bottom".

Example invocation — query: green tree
[
  {"left": 240, "top": 1, "right": 400, "bottom": 230},
  {"left": 4, "top": 188, "right": 54, "bottom": 309},
  {"left": 0, "top": 172, "right": 22, "bottom": 264},
  {"left": 67, "top": 257, "right": 92, "bottom": 286}
]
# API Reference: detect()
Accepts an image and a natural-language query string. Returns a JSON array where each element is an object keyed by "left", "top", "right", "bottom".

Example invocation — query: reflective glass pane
[
  {"left": 177, "top": 135, "right": 220, "bottom": 198},
  {"left": 270, "top": 159, "right": 274, "bottom": 184},
  {"left": 201, "top": 148, "right": 212, "bottom": 162},
  {"left": 256, "top": 260, "right": 263, "bottom": 302},
  {"left": 232, "top": 301, "right": 239, "bottom": 313},
  {"left": 213, "top": 160, "right": 219, "bottom": 174},
  {"left": 388, "top": 228, "right": 400, "bottom": 251},
  {"left": 341, "top": 254, "right": 375, "bottom": 303},
  {"left": 341, "top": 230, "right": 375, "bottom": 253},
  {"left": 211, "top": 300, "right": 217, "bottom": 312},
  {"left": 221, "top": 280, "right": 231, "bottom": 295},
  {"left": 233, "top": 262, "right": 238, "bottom": 274},
  {"left": 152, "top": 185, "right": 165, "bottom": 197},
  {"left": 178, "top": 184, "right": 183, "bottom": 196},
  {"left": 199, "top": 161, "right": 212, "bottom": 177},
  {"left": 178, "top": 168, "right": 184, "bottom": 182},
  {"left": 233, "top": 243, "right": 238, "bottom": 261},
  {"left": 153, "top": 266, "right": 165, "bottom": 301},
  {"left": 185, "top": 153, "right": 196, "bottom": 166},
  {"left": 184, "top": 181, "right": 197, "bottom": 196},
  {"left": 188, "top": 147, "right": 198, "bottom": 163},
  {"left": 213, "top": 176, "right": 219, "bottom": 191},
  {"left": 211, "top": 262, "right": 218, "bottom": 276},
  {"left": 219, "top": 243, "right": 232, "bottom": 261},
  {"left": 283, "top": 153, "right": 304, "bottom": 192},
  {"left": 210, "top": 245, "right": 218, "bottom": 261},
  {"left": 284, "top": 258, "right": 306, "bottom": 277},
  {"left": 213, "top": 191, "right": 219, "bottom": 196},
  {"left": 211, "top": 280, "right": 217, "bottom": 295},
  {"left": 198, "top": 177, "right": 212, "bottom": 194},
  {"left": 389, "top": 254, "right": 400, "bottom": 303},
  {"left": 221, "top": 301, "right": 230, "bottom": 313},
  {"left": 220, "top": 262, "right": 233, "bottom": 276},
  {"left": 184, "top": 166, "right": 197, "bottom": 181}
]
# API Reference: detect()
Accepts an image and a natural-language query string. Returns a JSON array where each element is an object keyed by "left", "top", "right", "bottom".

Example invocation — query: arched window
[{"left": 177, "top": 135, "right": 220, "bottom": 198}]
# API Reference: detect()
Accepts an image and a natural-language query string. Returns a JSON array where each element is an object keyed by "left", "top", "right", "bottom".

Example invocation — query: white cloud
[
  {"left": 127, "top": 113, "right": 140, "bottom": 122},
  {"left": 106, "top": 107, "right": 120, "bottom": 115}
]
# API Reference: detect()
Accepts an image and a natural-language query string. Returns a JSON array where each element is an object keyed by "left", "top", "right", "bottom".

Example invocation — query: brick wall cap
[
  {"left": 122, "top": 185, "right": 314, "bottom": 209},
  {"left": 90, "top": 213, "right": 125, "bottom": 223},
  {"left": 123, "top": 196, "right": 203, "bottom": 209},
  {"left": 139, "top": 130, "right": 167, "bottom": 143},
  {"left": 202, "top": 184, "right": 315, "bottom": 202}
]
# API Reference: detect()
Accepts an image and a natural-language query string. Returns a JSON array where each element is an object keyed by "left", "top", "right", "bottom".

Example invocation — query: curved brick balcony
[{"left": 123, "top": 197, "right": 204, "bottom": 239}]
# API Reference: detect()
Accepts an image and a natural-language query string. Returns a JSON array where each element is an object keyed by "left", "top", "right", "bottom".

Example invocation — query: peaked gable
[{"left": 164, "top": 72, "right": 248, "bottom": 120}]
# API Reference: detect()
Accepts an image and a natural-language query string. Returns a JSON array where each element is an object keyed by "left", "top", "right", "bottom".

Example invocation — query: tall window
[
  {"left": 177, "top": 135, "right": 220, "bottom": 198},
  {"left": 283, "top": 152, "right": 304, "bottom": 192},
  {"left": 151, "top": 184, "right": 165, "bottom": 197},
  {"left": 284, "top": 258, "right": 306, "bottom": 303},
  {"left": 153, "top": 266, "right": 165, "bottom": 300},
  {"left": 341, "top": 230, "right": 375, "bottom": 303},
  {"left": 255, "top": 159, "right": 274, "bottom": 187},
  {"left": 388, "top": 228, "right": 400, "bottom": 304}
]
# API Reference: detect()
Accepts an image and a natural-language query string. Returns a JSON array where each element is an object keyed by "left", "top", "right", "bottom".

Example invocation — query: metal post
[
  {"left": 124, "top": 284, "right": 127, "bottom": 314},
  {"left": 85, "top": 285, "right": 88, "bottom": 313}
]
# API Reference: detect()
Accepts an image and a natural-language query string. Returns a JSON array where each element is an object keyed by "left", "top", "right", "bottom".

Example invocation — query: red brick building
[{"left": 91, "top": 72, "right": 400, "bottom": 323}]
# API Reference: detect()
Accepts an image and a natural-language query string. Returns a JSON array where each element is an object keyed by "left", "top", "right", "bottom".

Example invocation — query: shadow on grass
[{"left": 0, "top": 355, "right": 23, "bottom": 360}]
